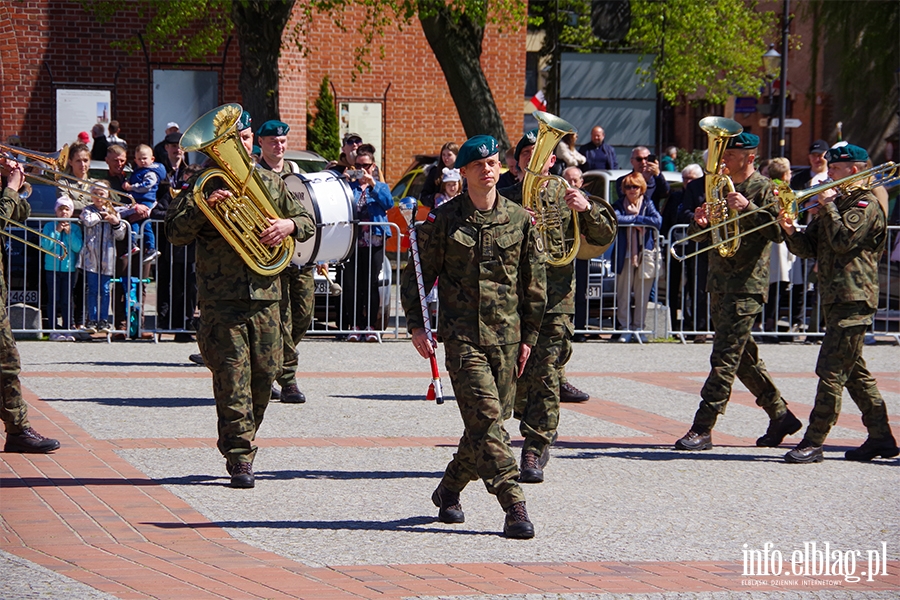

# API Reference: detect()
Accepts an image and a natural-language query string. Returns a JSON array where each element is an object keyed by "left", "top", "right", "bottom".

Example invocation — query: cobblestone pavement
[{"left": 1, "top": 337, "right": 898, "bottom": 599}]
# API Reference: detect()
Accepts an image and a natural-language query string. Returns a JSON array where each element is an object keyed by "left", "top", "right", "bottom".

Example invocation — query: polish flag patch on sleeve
[
  {"left": 426, "top": 212, "right": 436, "bottom": 222},
  {"left": 857, "top": 200, "right": 869, "bottom": 208}
]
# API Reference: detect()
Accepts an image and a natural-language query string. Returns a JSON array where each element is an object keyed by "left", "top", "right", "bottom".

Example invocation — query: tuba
[
  {"left": 523, "top": 111, "right": 580, "bottom": 266},
  {"left": 699, "top": 116, "right": 743, "bottom": 258},
  {"left": 180, "top": 104, "right": 295, "bottom": 277}
]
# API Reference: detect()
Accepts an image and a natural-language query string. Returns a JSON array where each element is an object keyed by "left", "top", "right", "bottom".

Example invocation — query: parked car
[
  {"left": 390, "top": 154, "right": 438, "bottom": 202},
  {"left": 283, "top": 150, "right": 330, "bottom": 173}
]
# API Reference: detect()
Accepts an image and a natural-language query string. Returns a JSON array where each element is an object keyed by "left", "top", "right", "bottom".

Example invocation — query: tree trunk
[
  {"left": 418, "top": 2, "right": 510, "bottom": 148},
  {"left": 230, "top": 0, "right": 295, "bottom": 123}
]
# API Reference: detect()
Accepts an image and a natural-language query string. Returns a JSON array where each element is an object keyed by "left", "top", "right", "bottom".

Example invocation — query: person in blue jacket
[
  {"left": 613, "top": 171, "right": 662, "bottom": 342},
  {"left": 42, "top": 197, "right": 83, "bottom": 340}
]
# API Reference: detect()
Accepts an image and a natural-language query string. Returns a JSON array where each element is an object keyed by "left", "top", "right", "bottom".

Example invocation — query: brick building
[{"left": 0, "top": 1, "right": 527, "bottom": 184}]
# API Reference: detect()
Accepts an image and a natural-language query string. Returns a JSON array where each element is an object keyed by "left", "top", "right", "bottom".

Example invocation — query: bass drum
[{"left": 283, "top": 172, "right": 357, "bottom": 266}]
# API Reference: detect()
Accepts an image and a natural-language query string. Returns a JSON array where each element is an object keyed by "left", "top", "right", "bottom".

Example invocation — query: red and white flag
[{"left": 530, "top": 91, "right": 547, "bottom": 111}]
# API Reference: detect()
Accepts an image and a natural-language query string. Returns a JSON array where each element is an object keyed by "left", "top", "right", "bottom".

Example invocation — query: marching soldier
[
  {"left": 1, "top": 157, "right": 61, "bottom": 453},
  {"left": 674, "top": 132, "right": 801, "bottom": 452},
  {"left": 256, "top": 119, "right": 313, "bottom": 404},
  {"left": 779, "top": 144, "right": 897, "bottom": 463},
  {"left": 165, "top": 108, "right": 315, "bottom": 489},
  {"left": 401, "top": 135, "right": 546, "bottom": 539},
  {"left": 500, "top": 128, "right": 617, "bottom": 483}
]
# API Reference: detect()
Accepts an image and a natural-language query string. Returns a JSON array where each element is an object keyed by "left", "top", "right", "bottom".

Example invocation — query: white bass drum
[{"left": 283, "top": 172, "right": 357, "bottom": 266}]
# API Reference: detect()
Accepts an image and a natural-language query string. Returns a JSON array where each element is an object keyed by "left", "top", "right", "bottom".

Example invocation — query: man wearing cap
[
  {"left": 500, "top": 128, "right": 617, "bottom": 483},
  {"left": 0, "top": 157, "right": 61, "bottom": 453},
  {"left": 675, "top": 132, "right": 801, "bottom": 452},
  {"left": 165, "top": 108, "right": 315, "bottom": 489},
  {"left": 790, "top": 139, "right": 830, "bottom": 192},
  {"left": 155, "top": 122, "right": 186, "bottom": 168},
  {"left": 257, "top": 120, "right": 302, "bottom": 175},
  {"left": 779, "top": 144, "right": 897, "bottom": 463},
  {"left": 329, "top": 133, "right": 363, "bottom": 175},
  {"left": 400, "top": 135, "right": 546, "bottom": 539},
  {"left": 255, "top": 119, "right": 310, "bottom": 404}
]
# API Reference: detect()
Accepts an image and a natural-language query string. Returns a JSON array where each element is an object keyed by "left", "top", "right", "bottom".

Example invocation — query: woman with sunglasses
[
  {"left": 341, "top": 149, "right": 393, "bottom": 341},
  {"left": 612, "top": 172, "right": 662, "bottom": 343}
]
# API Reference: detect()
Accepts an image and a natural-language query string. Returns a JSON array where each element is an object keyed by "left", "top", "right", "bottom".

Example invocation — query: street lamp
[{"left": 762, "top": 44, "right": 781, "bottom": 159}]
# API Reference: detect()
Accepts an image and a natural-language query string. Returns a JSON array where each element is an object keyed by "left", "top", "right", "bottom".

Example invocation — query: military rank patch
[{"left": 481, "top": 230, "right": 494, "bottom": 259}]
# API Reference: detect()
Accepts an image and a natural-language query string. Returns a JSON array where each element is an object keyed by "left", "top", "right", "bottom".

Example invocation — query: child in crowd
[
  {"left": 42, "top": 197, "right": 83, "bottom": 341},
  {"left": 121, "top": 144, "right": 165, "bottom": 262},
  {"left": 79, "top": 182, "right": 127, "bottom": 333},
  {"left": 433, "top": 168, "right": 461, "bottom": 208}
]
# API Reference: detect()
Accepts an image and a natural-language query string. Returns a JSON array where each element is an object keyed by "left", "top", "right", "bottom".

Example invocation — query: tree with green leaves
[
  {"left": 530, "top": 0, "right": 777, "bottom": 110},
  {"left": 78, "top": 0, "right": 525, "bottom": 148},
  {"left": 306, "top": 75, "right": 341, "bottom": 161}
]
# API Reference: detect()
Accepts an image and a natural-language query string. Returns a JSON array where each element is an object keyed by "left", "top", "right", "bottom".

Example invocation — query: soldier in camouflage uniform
[
  {"left": 255, "top": 119, "right": 313, "bottom": 405},
  {"left": 1, "top": 158, "right": 61, "bottom": 453},
  {"left": 400, "top": 135, "right": 546, "bottom": 539},
  {"left": 780, "top": 144, "right": 897, "bottom": 463},
  {"left": 499, "top": 129, "right": 617, "bottom": 483},
  {"left": 675, "top": 132, "right": 801, "bottom": 452},
  {"left": 165, "top": 109, "right": 315, "bottom": 488}
]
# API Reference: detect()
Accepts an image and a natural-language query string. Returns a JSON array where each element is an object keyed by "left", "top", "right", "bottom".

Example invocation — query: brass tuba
[
  {"left": 180, "top": 104, "right": 294, "bottom": 277},
  {"left": 523, "top": 111, "right": 580, "bottom": 266},
  {"left": 699, "top": 116, "right": 743, "bottom": 258}
]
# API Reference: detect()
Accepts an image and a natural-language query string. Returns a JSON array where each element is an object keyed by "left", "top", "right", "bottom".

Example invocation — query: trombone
[
  {"left": 670, "top": 161, "right": 900, "bottom": 261},
  {"left": 0, "top": 143, "right": 135, "bottom": 207}
]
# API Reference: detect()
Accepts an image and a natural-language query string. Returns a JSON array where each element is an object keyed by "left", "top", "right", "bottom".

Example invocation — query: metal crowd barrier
[{"left": 4, "top": 217, "right": 403, "bottom": 342}]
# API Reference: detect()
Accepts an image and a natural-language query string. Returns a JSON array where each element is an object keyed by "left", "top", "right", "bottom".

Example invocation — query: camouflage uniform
[
  {"left": 255, "top": 161, "right": 316, "bottom": 392},
  {"left": 0, "top": 187, "right": 33, "bottom": 434},
  {"left": 500, "top": 182, "right": 617, "bottom": 457},
  {"left": 688, "top": 171, "right": 790, "bottom": 430},
  {"left": 400, "top": 192, "right": 546, "bottom": 510},
  {"left": 165, "top": 169, "right": 314, "bottom": 466},
  {"left": 782, "top": 188, "right": 893, "bottom": 445}
]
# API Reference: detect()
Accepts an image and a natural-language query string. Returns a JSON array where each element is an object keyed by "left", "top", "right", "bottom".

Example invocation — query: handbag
[{"left": 640, "top": 246, "right": 661, "bottom": 279}]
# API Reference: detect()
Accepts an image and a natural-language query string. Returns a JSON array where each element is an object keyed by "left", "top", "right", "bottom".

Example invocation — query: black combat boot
[
  {"left": 431, "top": 483, "right": 464, "bottom": 523},
  {"left": 845, "top": 435, "right": 899, "bottom": 462},
  {"left": 756, "top": 410, "right": 803, "bottom": 447},
  {"left": 519, "top": 450, "right": 544, "bottom": 483},
  {"left": 674, "top": 428, "right": 712, "bottom": 451},
  {"left": 784, "top": 439, "right": 824, "bottom": 464},
  {"left": 3, "top": 427, "right": 60, "bottom": 453},
  {"left": 503, "top": 501, "right": 534, "bottom": 539},
  {"left": 559, "top": 382, "right": 589, "bottom": 403},
  {"left": 230, "top": 462, "right": 255, "bottom": 488},
  {"left": 280, "top": 383, "right": 307, "bottom": 404}
]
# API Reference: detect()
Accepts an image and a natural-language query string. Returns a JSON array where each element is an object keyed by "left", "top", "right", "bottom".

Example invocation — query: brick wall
[{"left": 3, "top": 1, "right": 526, "bottom": 187}]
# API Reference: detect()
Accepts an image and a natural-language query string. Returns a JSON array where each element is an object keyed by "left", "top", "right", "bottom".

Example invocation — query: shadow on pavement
[{"left": 143, "top": 515, "right": 498, "bottom": 536}]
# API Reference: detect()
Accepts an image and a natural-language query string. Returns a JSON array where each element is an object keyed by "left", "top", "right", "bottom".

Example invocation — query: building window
[{"left": 525, "top": 52, "right": 539, "bottom": 97}]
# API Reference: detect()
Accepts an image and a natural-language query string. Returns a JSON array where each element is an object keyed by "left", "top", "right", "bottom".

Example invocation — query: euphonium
[
  {"left": 699, "top": 116, "right": 743, "bottom": 258},
  {"left": 180, "top": 103, "right": 294, "bottom": 277},
  {"left": 523, "top": 111, "right": 580, "bottom": 266}
]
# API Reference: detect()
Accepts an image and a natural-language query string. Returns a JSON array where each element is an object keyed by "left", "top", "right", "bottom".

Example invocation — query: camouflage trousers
[
  {"left": 804, "top": 302, "right": 892, "bottom": 445},
  {"left": 694, "top": 293, "right": 788, "bottom": 431},
  {"left": 514, "top": 313, "right": 573, "bottom": 456},
  {"left": 441, "top": 340, "right": 525, "bottom": 510},
  {"left": 0, "top": 297, "right": 29, "bottom": 434},
  {"left": 276, "top": 266, "right": 315, "bottom": 388},
  {"left": 197, "top": 299, "right": 283, "bottom": 465}
]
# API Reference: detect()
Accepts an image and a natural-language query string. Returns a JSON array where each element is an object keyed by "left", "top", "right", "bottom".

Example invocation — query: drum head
[{"left": 284, "top": 172, "right": 356, "bottom": 266}]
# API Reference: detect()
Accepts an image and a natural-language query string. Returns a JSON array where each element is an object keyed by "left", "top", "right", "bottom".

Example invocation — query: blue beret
[
  {"left": 514, "top": 129, "right": 539, "bottom": 161},
  {"left": 237, "top": 110, "right": 252, "bottom": 132},
  {"left": 825, "top": 144, "right": 868, "bottom": 163},
  {"left": 454, "top": 135, "right": 499, "bottom": 168},
  {"left": 726, "top": 132, "right": 760, "bottom": 150},
  {"left": 257, "top": 120, "right": 290, "bottom": 137}
]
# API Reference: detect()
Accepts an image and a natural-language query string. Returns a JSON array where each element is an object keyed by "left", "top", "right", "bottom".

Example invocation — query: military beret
[
  {"left": 825, "top": 144, "right": 868, "bottom": 163},
  {"left": 726, "top": 132, "right": 760, "bottom": 150},
  {"left": 257, "top": 120, "right": 289, "bottom": 137},
  {"left": 237, "top": 110, "right": 252, "bottom": 132},
  {"left": 164, "top": 132, "right": 182, "bottom": 145},
  {"left": 514, "top": 128, "right": 539, "bottom": 161},
  {"left": 454, "top": 135, "right": 499, "bottom": 168}
]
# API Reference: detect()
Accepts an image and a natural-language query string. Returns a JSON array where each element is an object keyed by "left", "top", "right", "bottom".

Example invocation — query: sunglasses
[
  {"left": 354, "top": 163, "right": 374, "bottom": 169},
  {"left": 346, "top": 138, "right": 362, "bottom": 145},
  {"left": 633, "top": 156, "right": 650, "bottom": 162},
  {"left": 624, "top": 184, "right": 642, "bottom": 191}
]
